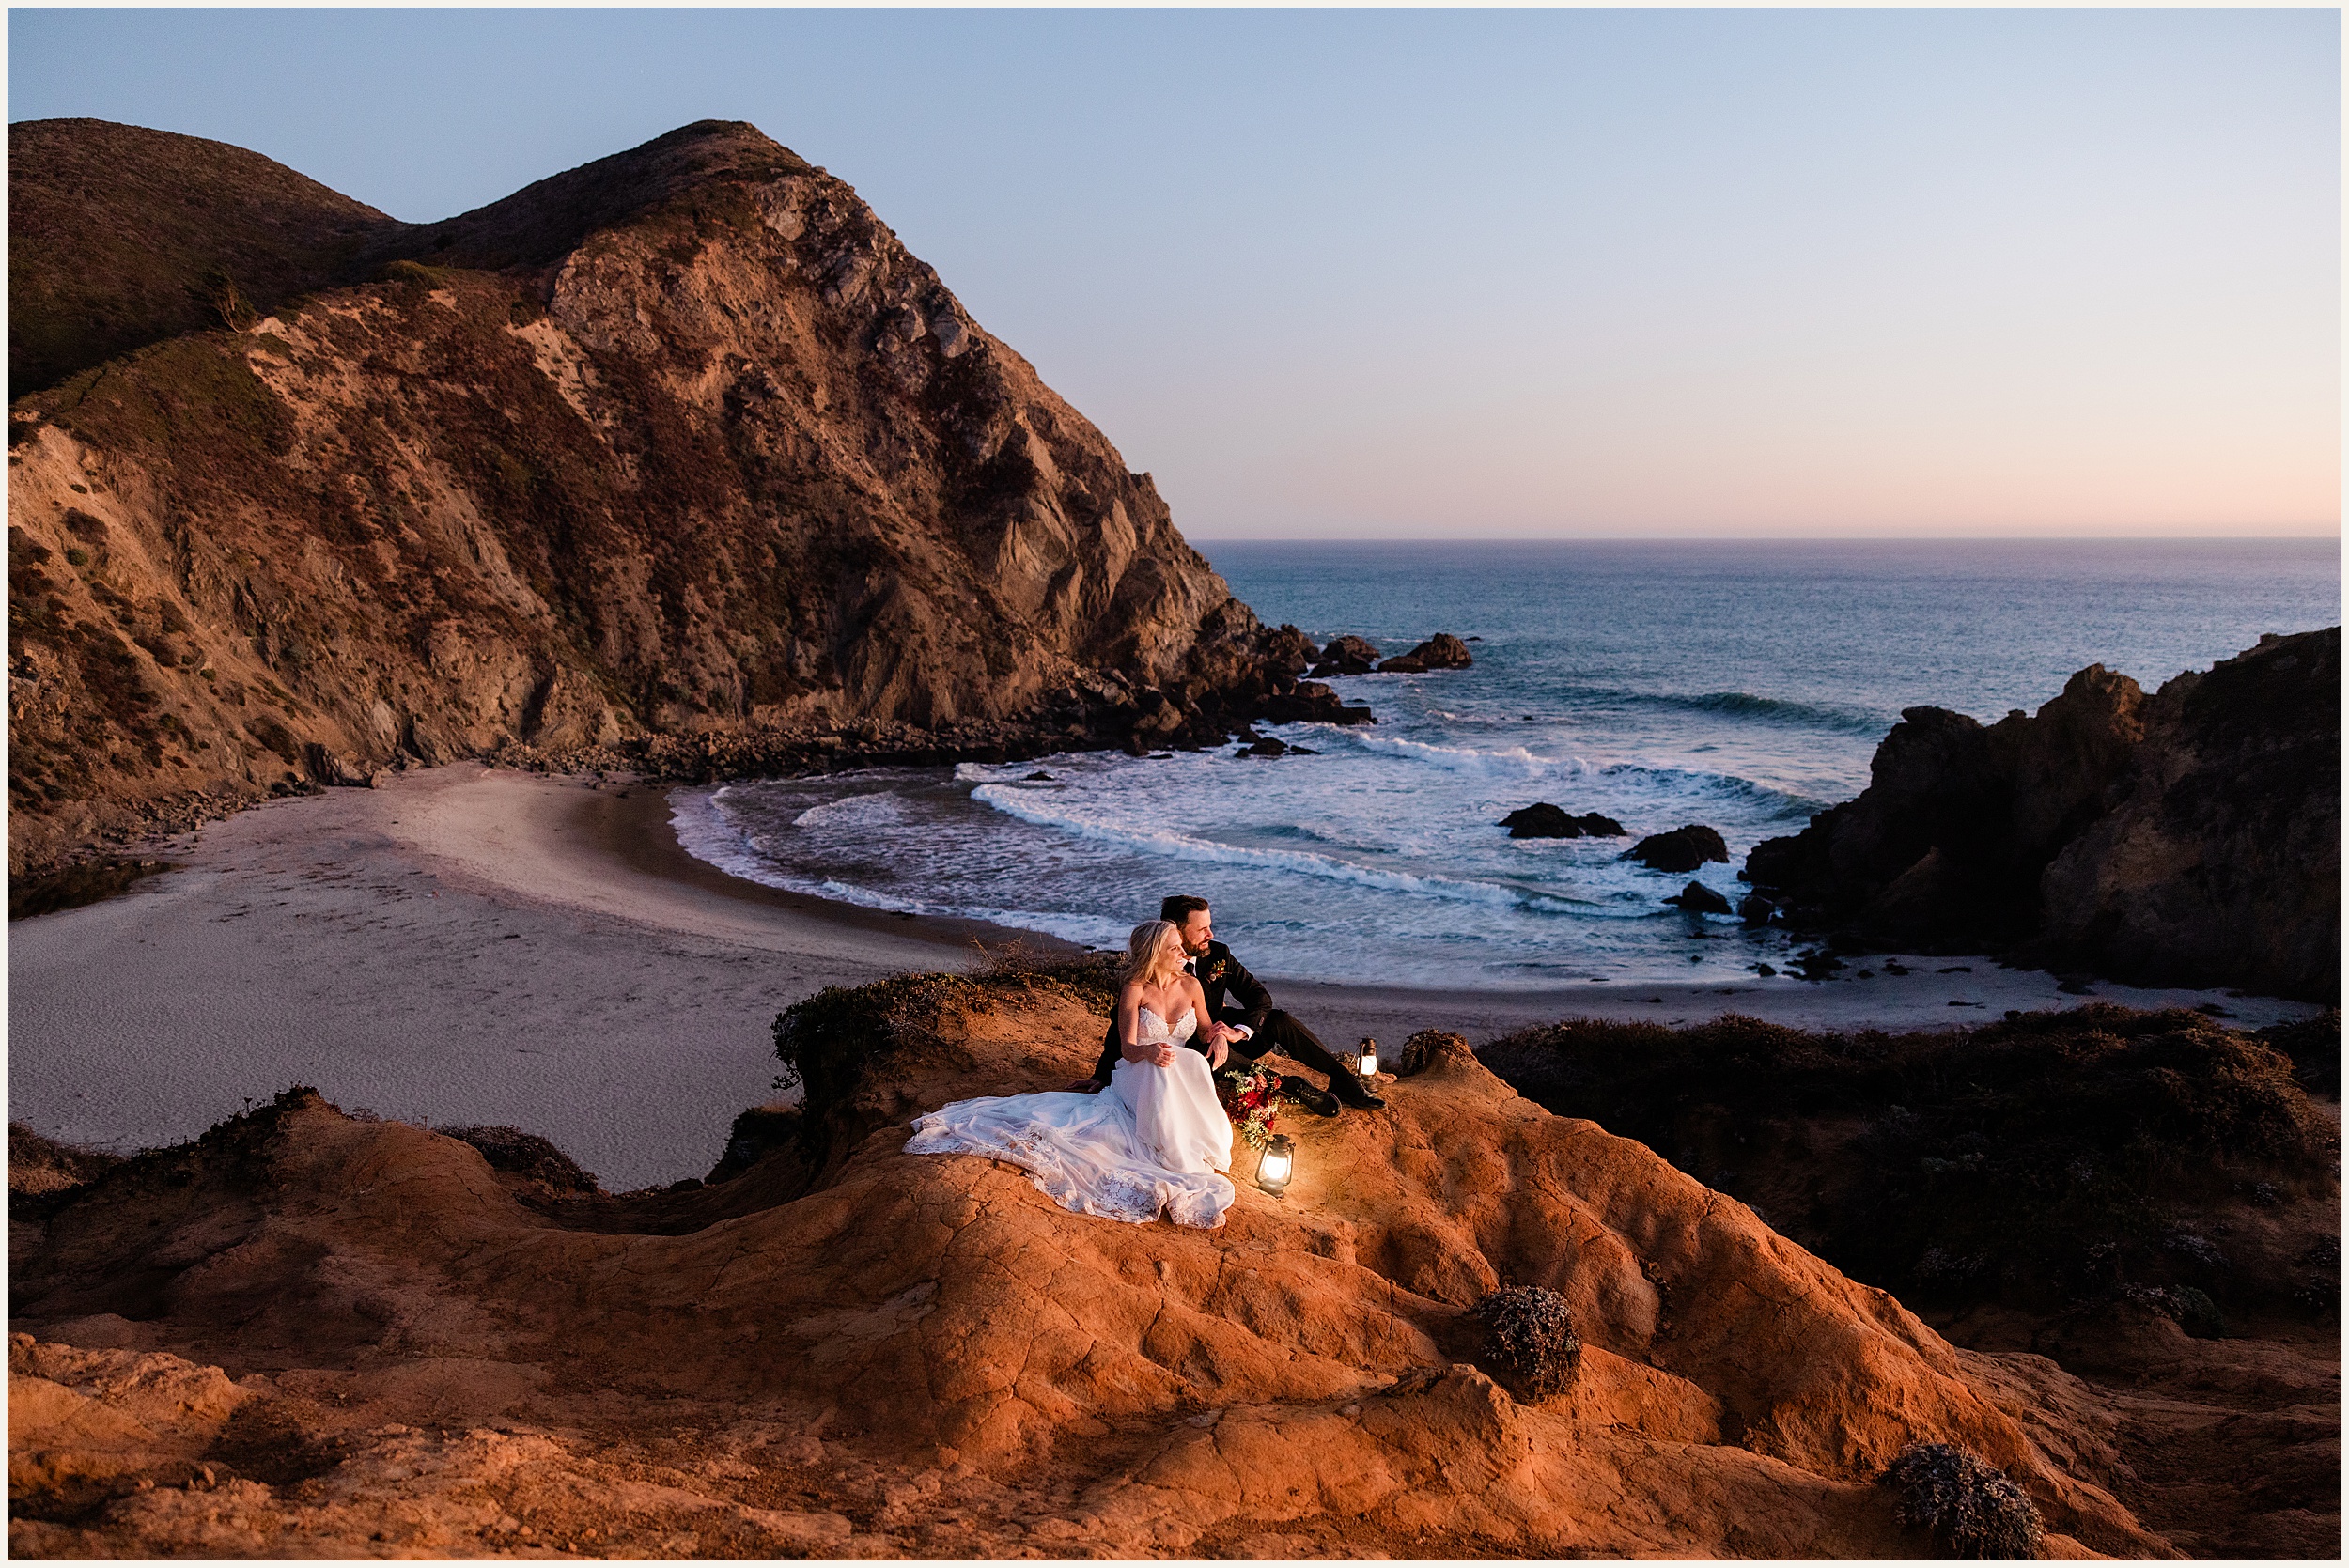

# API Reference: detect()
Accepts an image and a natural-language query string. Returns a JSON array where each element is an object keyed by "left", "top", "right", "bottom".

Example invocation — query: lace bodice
[{"left": 1136, "top": 1005, "right": 1198, "bottom": 1047}]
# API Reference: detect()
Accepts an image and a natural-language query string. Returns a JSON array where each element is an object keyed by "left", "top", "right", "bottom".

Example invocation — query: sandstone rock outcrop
[
  {"left": 10, "top": 971, "right": 2171, "bottom": 1558},
  {"left": 1744, "top": 630, "right": 2340, "bottom": 1000},
  {"left": 6, "top": 120, "right": 1367, "bottom": 874}
]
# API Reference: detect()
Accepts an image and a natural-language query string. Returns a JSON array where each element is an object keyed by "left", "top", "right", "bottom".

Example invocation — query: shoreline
[{"left": 8, "top": 761, "right": 2323, "bottom": 1190}]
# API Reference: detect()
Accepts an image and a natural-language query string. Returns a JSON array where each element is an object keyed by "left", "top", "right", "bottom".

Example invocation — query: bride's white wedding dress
[{"left": 906, "top": 1006, "right": 1236, "bottom": 1228}]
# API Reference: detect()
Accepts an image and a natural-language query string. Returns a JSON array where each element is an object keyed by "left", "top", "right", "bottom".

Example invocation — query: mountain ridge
[{"left": 8, "top": 118, "right": 1356, "bottom": 874}]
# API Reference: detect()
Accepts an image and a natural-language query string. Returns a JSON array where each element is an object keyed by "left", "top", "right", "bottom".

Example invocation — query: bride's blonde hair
[{"left": 1120, "top": 919, "right": 1184, "bottom": 986}]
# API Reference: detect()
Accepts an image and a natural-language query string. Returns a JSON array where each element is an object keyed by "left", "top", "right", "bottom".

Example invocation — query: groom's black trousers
[
  {"left": 1227, "top": 1010, "right": 1354, "bottom": 1081},
  {"left": 1089, "top": 1008, "right": 1351, "bottom": 1088}
]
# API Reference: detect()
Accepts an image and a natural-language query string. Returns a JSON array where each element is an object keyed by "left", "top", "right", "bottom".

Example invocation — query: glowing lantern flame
[{"left": 1256, "top": 1134, "right": 1295, "bottom": 1197}]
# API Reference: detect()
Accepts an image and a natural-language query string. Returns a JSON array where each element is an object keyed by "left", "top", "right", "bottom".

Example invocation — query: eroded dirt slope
[{"left": 8, "top": 973, "right": 2181, "bottom": 1558}]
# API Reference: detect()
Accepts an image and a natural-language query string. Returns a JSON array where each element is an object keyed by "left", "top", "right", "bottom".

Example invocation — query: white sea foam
[
  {"left": 676, "top": 786, "right": 1145, "bottom": 945},
  {"left": 790, "top": 791, "right": 905, "bottom": 829},
  {"left": 1332, "top": 730, "right": 1564, "bottom": 776},
  {"left": 969, "top": 784, "right": 1589, "bottom": 910},
  {"left": 667, "top": 788, "right": 778, "bottom": 889}
]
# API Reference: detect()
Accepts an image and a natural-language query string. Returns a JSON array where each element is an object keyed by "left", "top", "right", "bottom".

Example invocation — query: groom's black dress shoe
[
  {"left": 1330, "top": 1076, "right": 1386, "bottom": 1111},
  {"left": 1279, "top": 1077, "right": 1342, "bottom": 1117}
]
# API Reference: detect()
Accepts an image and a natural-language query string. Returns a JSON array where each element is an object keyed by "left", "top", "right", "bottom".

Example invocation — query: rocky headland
[
  {"left": 12, "top": 956, "right": 2263, "bottom": 1560},
  {"left": 1742, "top": 629, "right": 2341, "bottom": 1002},
  {"left": 7, "top": 118, "right": 1367, "bottom": 877},
  {"left": 1478, "top": 1004, "right": 2341, "bottom": 1557}
]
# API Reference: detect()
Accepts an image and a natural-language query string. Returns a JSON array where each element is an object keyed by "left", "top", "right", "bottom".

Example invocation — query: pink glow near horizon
[{"left": 8, "top": 8, "right": 2341, "bottom": 540}]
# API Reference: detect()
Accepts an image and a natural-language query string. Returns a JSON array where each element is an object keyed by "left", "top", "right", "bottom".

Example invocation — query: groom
[{"left": 1089, "top": 894, "right": 1385, "bottom": 1116}]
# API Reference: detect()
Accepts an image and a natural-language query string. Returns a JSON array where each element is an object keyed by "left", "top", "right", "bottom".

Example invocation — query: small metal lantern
[
  {"left": 1355, "top": 1037, "right": 1380, "bottom": 1079},
  {"left": 1255, "top": 1133, "right": 1295, "bottom": 1197}
]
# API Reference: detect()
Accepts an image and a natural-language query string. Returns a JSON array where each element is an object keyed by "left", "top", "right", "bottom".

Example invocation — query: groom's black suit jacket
[{"left": 1088, "top": 940, "right": 1273, "bottom": 1085}]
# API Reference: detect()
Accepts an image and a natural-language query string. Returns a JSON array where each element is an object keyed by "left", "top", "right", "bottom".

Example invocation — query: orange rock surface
[{"left": 11, "top": 986, "right": 2177, "bottom": 1558}]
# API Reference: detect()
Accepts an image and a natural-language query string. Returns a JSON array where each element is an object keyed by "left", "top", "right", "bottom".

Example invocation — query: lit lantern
[
  {"left": 1356, "top": 1038, "right": 1380, "bottom": 1079},
  {"left": 1255, "top": 1133, "right": 1295, "bottom": 1198}
]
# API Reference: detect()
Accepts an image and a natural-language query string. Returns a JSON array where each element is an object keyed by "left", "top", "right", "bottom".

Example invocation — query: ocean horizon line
[{"left": 1189, "top": 533, "right": 2343, "bottom": 547}]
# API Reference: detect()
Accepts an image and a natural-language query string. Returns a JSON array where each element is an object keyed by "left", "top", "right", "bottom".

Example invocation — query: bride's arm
[
  {"left": 1186, "top": 976, "right": 1228, "bottom": 1068},
  {"left": 1116, "top": 984, "right": 1170, "bottom": 1066}
]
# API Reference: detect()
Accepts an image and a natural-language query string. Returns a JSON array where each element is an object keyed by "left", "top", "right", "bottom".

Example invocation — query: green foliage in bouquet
[{"left": 1216, "top": 1062, "right": 1282, "bottom": 1151}]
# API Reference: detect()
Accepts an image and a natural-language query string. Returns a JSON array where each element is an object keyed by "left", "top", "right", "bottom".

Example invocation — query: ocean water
[{"left": 675, "top": 539, "right": 2339, "bottom": 988}]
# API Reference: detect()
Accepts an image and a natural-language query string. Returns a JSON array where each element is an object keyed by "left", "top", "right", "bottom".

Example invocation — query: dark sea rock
[
  {"left": 1500, "top": 803, "right": 1628, "bottom": 839},
  {"left": 1258, "top": 624, "right": 1320, "bottom": 675},
  {"left": 1252, "top": 678, "right": 1373, "bottom": 727},
  {"left": 1666, "top": 881, "right": 1734, "bottom": 915},
  {"left": 1626, "top": 824, "right": 1730, "bottom": 873},
  {"left": 1745, "top": 630, "right": 2340, "bottom": 1001},
  {"left": 1308, "top": 634, "right": 1381, "bottom": 677},
  {"left": 1377, "top": 631, "right": 1473, "bottom": 674},
  {"left": 1241, "top": 737, "right": 1288, "bottom": 757}
]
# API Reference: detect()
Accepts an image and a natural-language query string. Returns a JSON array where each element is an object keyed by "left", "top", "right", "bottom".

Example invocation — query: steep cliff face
[
  {"left": 7, "top": 121, "right": 1350, "bottom": 873},
  {"left": 1745, "top": 630, "right": 2340, "bottom": 1000}
]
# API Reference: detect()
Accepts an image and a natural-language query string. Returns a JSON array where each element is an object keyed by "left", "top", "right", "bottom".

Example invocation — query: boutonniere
[{"left": 1205, "top": 959, "right": 1227, "bottom": 983}]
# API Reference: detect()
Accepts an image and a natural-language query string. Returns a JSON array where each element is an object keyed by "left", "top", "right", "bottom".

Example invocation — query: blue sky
[{"left": 8, "top": 8, "right": 2340, "bottom": 539}]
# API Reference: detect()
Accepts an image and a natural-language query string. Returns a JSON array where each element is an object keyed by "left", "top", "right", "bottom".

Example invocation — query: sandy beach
[{"left": 8, "top": 762, "right": 2323, "bottom": 1190}]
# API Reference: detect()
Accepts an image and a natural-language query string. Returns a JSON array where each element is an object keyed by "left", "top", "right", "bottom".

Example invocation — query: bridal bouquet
[{"left": 1215, "top": 1062, "right": 1282, "bottom": 1151}]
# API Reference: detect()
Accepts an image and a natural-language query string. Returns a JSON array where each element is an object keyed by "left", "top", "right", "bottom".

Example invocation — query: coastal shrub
[
  {"left": 378, "top": 258, "right": 452, "bottom": 291},
  {"left": 7, "top": 1121, "right": 125, "bottom": 1202},
  {"left": 2256, "top": 1010, "right": 2341, "bottom": 1098},
  {"left": 1471, "top": 1285, "right": 1581, "bottom": 1397},
  {"left": 1880, "top": 1442, "right": 2044, "bottom": 1560},
  {"left": 441, "top": 1125, "right": 600, "bottom": 1197},
  {"left": 2121, "top": 1281, "right": 2225, "bottom": 1339},
  {"left": 708, "top": 1103, "right": 803, "bottom": 1184},
  {"left": 47, "top": 337, "right": 295, "bottom": 464},
  {"left": 973, "top": 939, "right": 1121, "bottom": 1008},
  {"left": 197, "top": 268, "right": 257, "bottom": 331},
  {"left": 1395, "top": 1029, "right": 1467, "bottom": 1078}
]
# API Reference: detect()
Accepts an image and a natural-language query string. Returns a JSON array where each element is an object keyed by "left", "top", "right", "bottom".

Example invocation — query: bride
[{"left": 905, "top": 920, "right": 1238, "bottom": 1228}]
